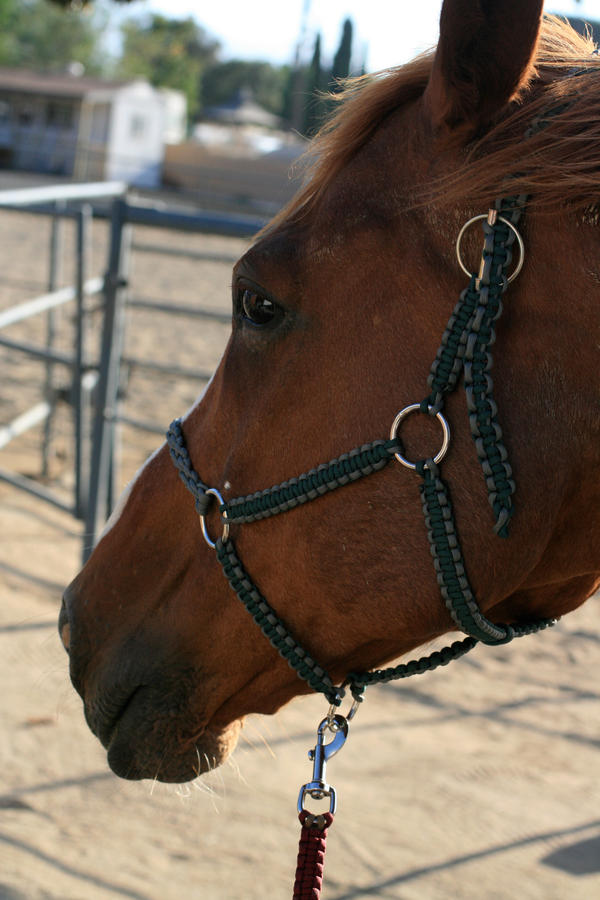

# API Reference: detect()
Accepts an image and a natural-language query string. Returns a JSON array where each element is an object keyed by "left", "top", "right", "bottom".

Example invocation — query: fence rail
[
  {"left": 0, "top": 181, "right": 126, "bottom": 207},
  {"left": 0, "top": 401, "right": 51, "bottom": 451},
  {"left": 0, "top": 277, "right": 103, "bottom": 329},
  {"left": 127, "top": 296, "right": 232, "bottom": 323}
]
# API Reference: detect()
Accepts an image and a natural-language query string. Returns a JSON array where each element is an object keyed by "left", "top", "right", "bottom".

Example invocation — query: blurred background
[
  {"left": 0, "top": 0, "right": 596, "bottom": 213},
  {"left": 0, "top": 3, "right": 599, "bottom": 899}
]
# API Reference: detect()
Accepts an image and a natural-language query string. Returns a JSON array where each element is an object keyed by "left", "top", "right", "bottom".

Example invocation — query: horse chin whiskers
[
  {"left": 174, "top": 782, "right": 192, "bottom": 800},
  {"left": 244, "top": 718, "right": 277, "bottom": 761},
  {"left": 225, "top": 750, "right": 249, "bottom": 787}
]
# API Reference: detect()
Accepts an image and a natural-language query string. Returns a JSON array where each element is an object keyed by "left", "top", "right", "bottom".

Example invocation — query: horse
[{"left": 59, "top": 0, "right": 600, "bottom": 789}]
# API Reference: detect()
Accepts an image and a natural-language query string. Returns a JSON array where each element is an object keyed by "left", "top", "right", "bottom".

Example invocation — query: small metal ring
[
  {"left": 327, "top": 694, "right": 362, "bottom": 728},
  {"left": 199, "top": 488, "right": 229, "bottom": 549},
  {"left": 455, "top": 214, "right": 525, "bottom": 284},
  {"left": 389, "top": 404, "right": 451, "bottom": 470}
]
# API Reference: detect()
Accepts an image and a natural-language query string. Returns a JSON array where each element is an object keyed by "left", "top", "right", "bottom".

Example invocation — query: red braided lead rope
[{"left": 293, "top": 811, "right": 334, "bottom": 899}]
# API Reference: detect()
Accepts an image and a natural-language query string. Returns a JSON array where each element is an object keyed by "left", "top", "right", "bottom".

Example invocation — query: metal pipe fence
[
  {"left": 0, "top": 181, "right": 264, "bottom": 563},
  {"left": 0, "top": 184, "right": 122, "bottom": 527}
]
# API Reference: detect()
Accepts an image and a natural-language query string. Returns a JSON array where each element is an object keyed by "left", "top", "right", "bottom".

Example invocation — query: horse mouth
[{"left": 86, "top": 682, "right": 242, "bottom": 783}]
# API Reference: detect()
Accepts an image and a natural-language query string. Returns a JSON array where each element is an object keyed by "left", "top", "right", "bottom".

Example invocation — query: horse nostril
[{"left": 58, "top": 597, "right": 70, "bottom": 653}]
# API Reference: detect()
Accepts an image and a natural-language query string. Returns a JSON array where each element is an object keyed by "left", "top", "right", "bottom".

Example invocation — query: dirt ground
[{"left": 0, "top": 207, "right": 599, "bottom": 900}]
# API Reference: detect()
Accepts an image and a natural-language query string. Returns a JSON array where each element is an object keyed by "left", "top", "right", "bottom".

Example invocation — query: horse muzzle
[{"left": 58, "top": 585, "right": 241, "bottom": 782}]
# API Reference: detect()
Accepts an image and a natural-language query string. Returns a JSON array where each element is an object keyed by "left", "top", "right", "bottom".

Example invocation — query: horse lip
[{"left": 89, "top": 685, "right": 144, "bottom": 749}]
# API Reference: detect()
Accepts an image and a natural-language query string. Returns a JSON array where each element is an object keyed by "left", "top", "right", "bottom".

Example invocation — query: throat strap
[{"left": 215, "top": 534, "right": 483, "bottom": 705}]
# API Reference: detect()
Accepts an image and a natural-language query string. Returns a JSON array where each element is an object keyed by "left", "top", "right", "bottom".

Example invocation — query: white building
[{"left": 0, "top": 68, "right": 187, "bottom": 188}]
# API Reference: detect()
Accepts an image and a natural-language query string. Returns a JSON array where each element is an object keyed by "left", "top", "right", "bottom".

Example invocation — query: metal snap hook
[
  {"left": 456, "top": 212, "right": 525, "bottom": 283},
  {"left": 199, "top": 487, "right": 229, "bottom": 549},
  {"left": 389, "top": 404, "right": 451, "bottom": 470},
  {"left": 297, "top": 714, "right": 349, "bottom": 815}
]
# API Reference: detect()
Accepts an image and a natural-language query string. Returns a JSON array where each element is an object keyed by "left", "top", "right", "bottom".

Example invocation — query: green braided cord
[
  {"left": 216, "top": 525, "right": 555, "bottom": 704},
  {"left": 426, "top": 276, "right": 480, "bottom": 410},
  {"left": 418, "top": 460, "right": 509, "bottom": 643},
  {"left": 346, "top": 636, "right": 477, "bottom": 698},
  {"left": 426, "top": 196, "right": 526, "bottom": 412},
  {"left": 424, "top": 196, "right": 526, "bottom": 538},
  {"left": 222, "top": 439, "right": 399, "bottom": 523},
  {"left": 347, "top": 617, "right": 556, "bottom": 701},
  {"left": 463, "top": 204, "right": 519, "bottom": 537},
  {"left": 215, "top": 538, "right": 343, "bottom": 706},
  {"left": 506, "top": 618, "right": 558, "bottom": 639},
  {"left": 216, "top": 537, "right": 489, "bottom": 705},
  {"left": 417, "top": 460, "right": 556, "bottom": 643},
  {"left": 167, "top": 419, "right": 210, "bottom": 516},
  {"left": 496, "top": 194, "right": 528, "bottom": 225}
]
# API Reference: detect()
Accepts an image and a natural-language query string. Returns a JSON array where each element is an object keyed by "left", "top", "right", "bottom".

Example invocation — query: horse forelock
[{"left": 265, "top": 15, "right": 600, "bottom": 239}]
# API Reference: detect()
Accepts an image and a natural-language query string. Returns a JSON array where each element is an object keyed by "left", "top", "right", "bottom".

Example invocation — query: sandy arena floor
[{"left": 0, "top": 208, "right": 599, "bottom": 899}]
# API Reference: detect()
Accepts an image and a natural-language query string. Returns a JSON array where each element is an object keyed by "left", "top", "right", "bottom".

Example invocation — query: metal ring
[
  {"left": 389, "top": 404, "right": 451, "bottom": 470},
  {"left": 199, "top": 488, "right": 229, "bottom": 549},
  {"left": 455, "top": 214, "right": 525, "bottom": 284},
  {"left": 327, "top": 695, "right": 362, "bottom": 728}
]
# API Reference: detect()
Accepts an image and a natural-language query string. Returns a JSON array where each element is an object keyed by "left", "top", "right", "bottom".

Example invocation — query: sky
[{"left": 105, "top": 0, "right": 600, "bottom": 71}]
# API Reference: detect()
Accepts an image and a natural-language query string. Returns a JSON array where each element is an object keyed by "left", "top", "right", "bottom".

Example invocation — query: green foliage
[
  {"left": 0, "top": 0, "right": 17, "bottom": 64},
  {"left": 45, "top": 0, "right": 130, "bottom": 5},
  {"left": 201, "top": 59, "right": 288, "bottom": 117},
  {"left": 117, "top": 14, "right": 220, "bottom": 118},
  {"left": 0, "top": 0, "right": 104, "bottom": 73}
]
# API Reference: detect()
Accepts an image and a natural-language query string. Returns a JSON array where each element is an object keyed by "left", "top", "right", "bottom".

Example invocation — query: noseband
[{"left": 167, "top": 193, "right": 556, "bottom": 710}]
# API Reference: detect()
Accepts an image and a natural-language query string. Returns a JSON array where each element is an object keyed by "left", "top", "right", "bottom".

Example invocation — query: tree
[
  {"left": 46, "top": 0, "right": 131, "bottom": 5},
  {"left": 201, "top": 60, "right": 288, "bottom": 118},
  {"left": 303, "top": 33, "right": 327, "bottom": 137},
  {"left": 117, "top": 15, "right": 220, "bottom": 118},
  {"left": 280, "top": 63, "right": 299, "bottom": 129},
  {"left": 0, "top": 0, "right": 104, "bottom": 73},
  {"left": 330, "top": 18, "right": 353, "bottom": 89},
  {"left": 0, "top": 0, "right": 17, "bottom": 64}
]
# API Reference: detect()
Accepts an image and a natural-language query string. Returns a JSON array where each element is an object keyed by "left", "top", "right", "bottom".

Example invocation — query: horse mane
[{"left": 271, "top": 16, "right": 600, "bottom": 230}]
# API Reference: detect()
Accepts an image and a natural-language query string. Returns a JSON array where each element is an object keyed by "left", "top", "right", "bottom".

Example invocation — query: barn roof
[{"left": 0, "top": 68, "right": 133, "bottom": 99}]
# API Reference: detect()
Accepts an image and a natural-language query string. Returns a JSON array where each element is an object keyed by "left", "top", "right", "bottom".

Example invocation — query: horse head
[{"left": 60, "top": 0, "right": 600, "bottom": 783}]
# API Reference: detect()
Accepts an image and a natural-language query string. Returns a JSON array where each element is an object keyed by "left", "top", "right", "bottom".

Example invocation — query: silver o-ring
[
  {"left": 389, "top": 404, "right": 451, "bottom": 470},
  {"left": 455, "top": 214, "right": 525, "bottom": 284},
  {"left": 199, "top": 487, "right": 229, "bottom": 549}
]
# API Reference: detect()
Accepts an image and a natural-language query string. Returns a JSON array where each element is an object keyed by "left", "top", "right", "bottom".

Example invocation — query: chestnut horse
[{"left": 60, "top": 0, "right": 600, "bottom": 785}]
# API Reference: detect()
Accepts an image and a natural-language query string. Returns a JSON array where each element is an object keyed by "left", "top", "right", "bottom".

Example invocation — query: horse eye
[{"left": 240, "top": 288, "right": 278, "bottom": 326}]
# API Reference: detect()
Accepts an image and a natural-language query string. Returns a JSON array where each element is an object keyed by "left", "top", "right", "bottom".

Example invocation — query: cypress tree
[
  {"left": 330, "top": 18, "right": 353, "bottom": 90},
  {"left": 303, "top": 32, "right": 326, "bottom": 137}
]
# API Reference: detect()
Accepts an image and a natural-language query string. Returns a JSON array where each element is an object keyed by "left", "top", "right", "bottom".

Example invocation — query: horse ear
[{"left": 425, "top": 0, "right": 544, "bottom": 135}]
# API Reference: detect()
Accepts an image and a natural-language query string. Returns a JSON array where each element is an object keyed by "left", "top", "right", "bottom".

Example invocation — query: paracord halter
[
  {"left": 166, "top": 193, "right": 556, "bottom": 707},
  {"left": 162, "top": 51, "right": 600, "bottom": 718}
]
